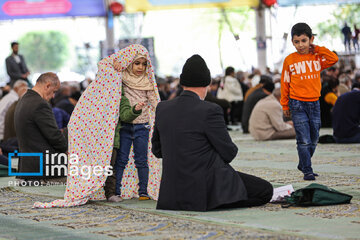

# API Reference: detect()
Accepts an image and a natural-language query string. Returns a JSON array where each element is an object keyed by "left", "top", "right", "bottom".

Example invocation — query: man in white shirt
[
  {"left": 0, "top": 80, "right": 28, "bottom": 141},
  {"left": 249, "top": 88, "right": 295, "bottom": 141}
]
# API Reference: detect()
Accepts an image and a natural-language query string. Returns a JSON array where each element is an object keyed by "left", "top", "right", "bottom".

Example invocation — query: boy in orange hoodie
[{"left": 280, "top": 23, "right": 338, "bottom": 180}]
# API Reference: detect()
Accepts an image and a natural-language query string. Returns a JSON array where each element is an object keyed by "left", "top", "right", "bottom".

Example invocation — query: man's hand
[
  {"left": 21, "top": 72, "right": 30, "bottom": 79},
  {"left": 113, "top": 59, "right": 121, "bottom": 72},
  {"left": 283, "top": 109, "right": 291, "bottom": 118},
  {"left": 135, "top": 102, "right": 146, "bottom": 111},
  {"left": 286, "top": 120, "right": 294, "bottom": 127}
]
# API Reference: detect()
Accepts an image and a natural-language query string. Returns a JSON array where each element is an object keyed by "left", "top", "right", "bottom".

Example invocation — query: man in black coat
[
  {"left": 14, "top": 72, "right": 67, "bottom": 180},
  {"left": 5, "top": 42, "right": 32, "bottom": 87},
  {"left": 152, "top": 55, "right": 273, "bottom": 211}
]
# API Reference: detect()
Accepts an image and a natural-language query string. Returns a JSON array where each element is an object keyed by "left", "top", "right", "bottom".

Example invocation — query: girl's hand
[
  {"left": 113, "top": 59, "right": 122, "bottom": 72},
  {"left": 135, "top": 102, "right": 146, "bottom": 111}
]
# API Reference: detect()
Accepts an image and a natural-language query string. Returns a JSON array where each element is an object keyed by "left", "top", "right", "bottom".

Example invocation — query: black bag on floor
[{"left": 282, "top": 183, "right": 352, "bottom": 208}]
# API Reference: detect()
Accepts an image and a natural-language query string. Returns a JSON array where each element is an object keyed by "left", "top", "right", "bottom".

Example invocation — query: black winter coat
[{"left": 152, "top": 90, "right": 247, "bottom": 211}]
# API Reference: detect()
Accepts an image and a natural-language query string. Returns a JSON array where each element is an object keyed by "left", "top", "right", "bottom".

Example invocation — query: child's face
[
  {"left": 292, "top": 34, "right": 314, "bottom": 54},
  {"left": 132, "top": 57, "right": 147, "bottom": 76}
]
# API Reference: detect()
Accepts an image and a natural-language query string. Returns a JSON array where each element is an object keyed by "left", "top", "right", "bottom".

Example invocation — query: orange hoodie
[{"left": 280, "top": 46, "right": 338, "bottom": 110}]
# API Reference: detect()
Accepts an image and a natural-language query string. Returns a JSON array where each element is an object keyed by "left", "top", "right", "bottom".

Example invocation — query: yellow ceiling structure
[{"left": 124, "top": 0, "right": 259, "bottom": 13}]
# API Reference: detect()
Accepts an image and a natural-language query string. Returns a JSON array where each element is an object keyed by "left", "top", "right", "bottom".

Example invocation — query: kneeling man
[
  {"left": 152, "top": 55, "right": 273, "bottom": 211},
  {"left": 249, "top": 88, "right": 296, "bottom": 141}
]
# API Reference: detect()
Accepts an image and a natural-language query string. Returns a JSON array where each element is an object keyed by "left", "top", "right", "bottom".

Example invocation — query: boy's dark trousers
[
  {"left": 104, "top": 149, "right": 117, "bottom": 199},
  {"left": 289, "top": 99, "right": 321, "bottom": 175}
]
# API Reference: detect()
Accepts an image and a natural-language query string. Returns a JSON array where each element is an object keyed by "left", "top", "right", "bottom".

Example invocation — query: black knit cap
[{"left": 180, "top": 54, "right": 211, "bottom": 87}]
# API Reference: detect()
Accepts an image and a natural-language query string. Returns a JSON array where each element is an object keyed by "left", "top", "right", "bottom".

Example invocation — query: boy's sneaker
[
  {"left": 303, "top": 173, "right": 316, "bottom": 181},
  {"left": 298, "top": 166, "right": 319, "bottom": 177},
  {"left": 108, "top": 195, "right": 123, "bottom": 202},
  {"left": 139, "top": 193, "right": 151, "bottom": 200}
]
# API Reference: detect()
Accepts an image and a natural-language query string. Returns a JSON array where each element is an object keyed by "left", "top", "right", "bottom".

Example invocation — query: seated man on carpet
[
  {"left": 152, "top": 55, "right": 273, "bottom": 211},
  {"left": 241, "top": 76, "right": 274, "bottom": 134},
  {"left": 332, "top": 83, "right": 360, "bottom": 143},
  {"left": 249, "top": 88, "right": 295, "bottom": 141}
]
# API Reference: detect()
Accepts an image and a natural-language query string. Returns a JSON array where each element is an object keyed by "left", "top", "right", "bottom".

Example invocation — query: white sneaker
[{"left": 108, "top": 195, "right": 123, "bottom": 202}]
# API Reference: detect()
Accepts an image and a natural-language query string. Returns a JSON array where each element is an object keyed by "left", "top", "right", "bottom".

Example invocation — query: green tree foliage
[
  {"left": 316, "top": 4, "right": 360, "bottom": 43},
  {"left": 193, "top": 7, "right": 253, "bottom": 36},
  {"left": 18, "top": 31, "right": 70, "bottom": 72},
  {"left": 191, "top": 7, "right": 253, "bottom": 69}
]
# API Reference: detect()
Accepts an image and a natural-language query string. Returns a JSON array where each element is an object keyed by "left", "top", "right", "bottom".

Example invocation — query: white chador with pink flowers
[{"left": 33, "top": 44, "right": 161, "bottom": 208}]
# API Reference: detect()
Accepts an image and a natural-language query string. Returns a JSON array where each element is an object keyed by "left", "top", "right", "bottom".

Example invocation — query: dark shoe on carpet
[
  {"left": 304, "top": 174, "right": 316, "bottom": 181},
  {"left": 108, "top": 195, "right": 123, "bottom": 202},
  {"left": 298, "top": 166, "right": 318, "bottom": 177},
  {"left": 139, "top": 193, "right": 151, "bottom": 200}
]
